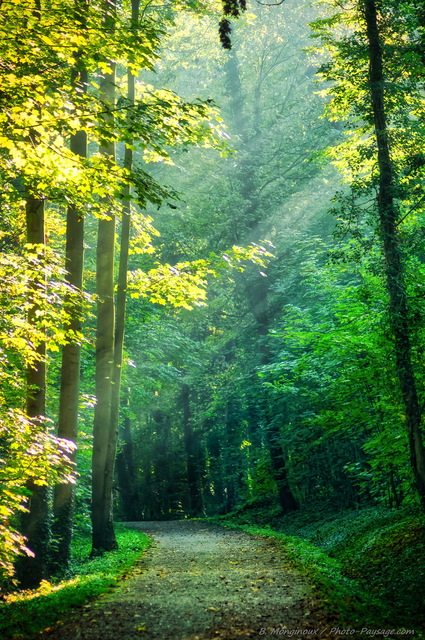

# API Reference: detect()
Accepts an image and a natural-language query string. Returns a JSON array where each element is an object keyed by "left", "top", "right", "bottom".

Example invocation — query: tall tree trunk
[
  {"left": 116, "top": 390, "right": 140, "bottom": 520},
  {"left": 52, "top": 3, "right": 88, "bottom": 569},
  {"left": 206, "top": 428, "right": 226, "bottom": 512},
  {"left": 17, "top": 194, "right": 49, "bottom": 587},
  {"left": 222, "top": 399, "right": 242, "bottom": 513},
  {"left": 151, "top": 410, "right": 172, "bottom": 518},
  {"left": 181, "top": 383, "right": 204, "bottom": 516},
  {"left": 16, "top": 0, "right": 49, "bottom": 590},
  {"left": 91, "top": 0, "right": 118, "bottom": 553},
  {"left": 363, "top": 0, "right": 425, "bottom": 510},
  {"left": 247, "top": 275, "right": 298, "bottom": 513},
  {"left": 110, "top": 0, "right": 140, "bottom": 526}
]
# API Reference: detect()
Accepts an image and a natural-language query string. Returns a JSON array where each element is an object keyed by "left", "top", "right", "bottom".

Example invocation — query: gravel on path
[{"left": 30, "top": 521, "right": 332, "bottom": 640}]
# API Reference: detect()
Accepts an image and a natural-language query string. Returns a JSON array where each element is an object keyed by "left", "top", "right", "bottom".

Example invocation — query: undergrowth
[
  {"left": 207, "top": 501, "right": 425, "bottom": 636},
  {"left": 0, "top": 524, "right": 150, "bottom": 639}
]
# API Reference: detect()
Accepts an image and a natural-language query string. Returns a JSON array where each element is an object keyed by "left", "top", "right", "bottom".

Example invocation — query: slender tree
[
  {"left": 181, "top": 383, "right": 205, "bottom": 515},
  {"left": 116, "top": 389, "right": 140, "bottom": 520},
  {"left": 362, "top": 0, "right": 425, "bottom": 508},
  {"left": 15, "top": 0, "right": 50, "bottom": 587},
  {"left": 17, "top": 191, "right": 49, "bottom": 587},
  {"left": 52, "top": 0, "right": 88, "bottom": 571},
  {"left": 91, "top": 0, "right": 118, "bottom": 553},
  {"left": 109, "top": 0, "right": 140, "bottom": 525}
]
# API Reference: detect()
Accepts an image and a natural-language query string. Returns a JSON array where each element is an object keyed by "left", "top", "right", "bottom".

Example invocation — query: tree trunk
[
  {"left": 181, "top": 383, "right": 205, "bottom": 516},
  {"left": 247, "top": 275, "right": 298, "bottom": 513},
  {"left": 52, "top": 12, "right": 88, "bottom": 569},
  {"left": 91, "top": 0, "right": 118, "bottom": 553},
  {"left": 206, "top": 428, "right": 226, "bottom": 512},
  {"left": 116, "top": 390, "right": 140, "bottom": 520},
  {"left": 151, "top": 410, "right": 172, "bottom": 517},
  {"left": 17, "top": 194, "right": 49, "bottom": 588},
  {"left": 222, "top": 399, "right": 242, "bottom": 513},
  {"left": 109, "top": 0, "right": 140, "bottom": 528},
  {"left": 363, "top": 0, "right": 425, "bottom": 510}
]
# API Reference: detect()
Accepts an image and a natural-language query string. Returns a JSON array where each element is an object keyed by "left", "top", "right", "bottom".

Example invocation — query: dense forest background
[
  {"left": 1, "top": 0, "right": 425, "bottom": 631},
  {"left": 109, "top": 0, "right": 425, "bottom": 523}
]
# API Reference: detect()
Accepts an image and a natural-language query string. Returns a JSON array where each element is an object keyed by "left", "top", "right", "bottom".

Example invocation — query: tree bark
[
  {"left": 91, "top": 0, "right": 118, "bottom": 553},
  {"left": 16, "top": 0, "right": 49, "bottom": 588},
  {"left": 182, "top": 383, "right": 205, "bottom": 516},
  {"left": 206, "top": 428, "right": 226, "bottom": 511},
  {"left": 222, "top": 399, "right": 242, "bottom": 513},
  {"left": 363, "top": 0, "right": 425, "bottom": 509},
  {"left": 110, "top": 0, "right": 140, "bottom": 527},
  {"left": 247, "top": 275, "right": 298, "bottom": 512},
  {"left": 115, "top": 392, "right": 139, "bottom": 521},
  {"left": 17, "top": 194, "right": 49, "bottom": 587},
  {"left": 52, "top": 6, "right": 88, "bottom": 569},
  {"left": 151, "top": 410, "right": 173, "bottom": 517}
]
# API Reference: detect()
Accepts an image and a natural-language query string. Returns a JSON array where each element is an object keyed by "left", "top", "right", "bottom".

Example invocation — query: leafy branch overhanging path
[{"left": 32, "top": 522, "right": 332, "bottom": 640}]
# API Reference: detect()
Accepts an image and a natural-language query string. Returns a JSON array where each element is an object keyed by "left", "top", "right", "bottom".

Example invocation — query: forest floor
[{"left": 26, "top": 521, "right": 335, "bottom": 640}]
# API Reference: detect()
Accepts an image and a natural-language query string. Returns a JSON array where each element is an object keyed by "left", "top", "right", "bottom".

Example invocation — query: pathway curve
[{"left": 32, "top": 521, "right": 332, "bottom": 640}]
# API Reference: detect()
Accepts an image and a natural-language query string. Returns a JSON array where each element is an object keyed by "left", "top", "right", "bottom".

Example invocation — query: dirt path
[{"left": 33, "top": 521, "right": 332, "bottom": 640}]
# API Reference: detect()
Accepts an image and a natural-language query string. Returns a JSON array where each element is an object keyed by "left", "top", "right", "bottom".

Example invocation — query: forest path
[{"left": 35, "top": 521, "right": 332, "bottom": 640}]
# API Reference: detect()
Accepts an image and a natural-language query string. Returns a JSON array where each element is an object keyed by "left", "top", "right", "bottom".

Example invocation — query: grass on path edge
[
  {"left": 202, "top": 518, "right": 409, "bottom": 635},
  {"left": 0, "top": 524, "right": 150, "bottom": 639}
]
